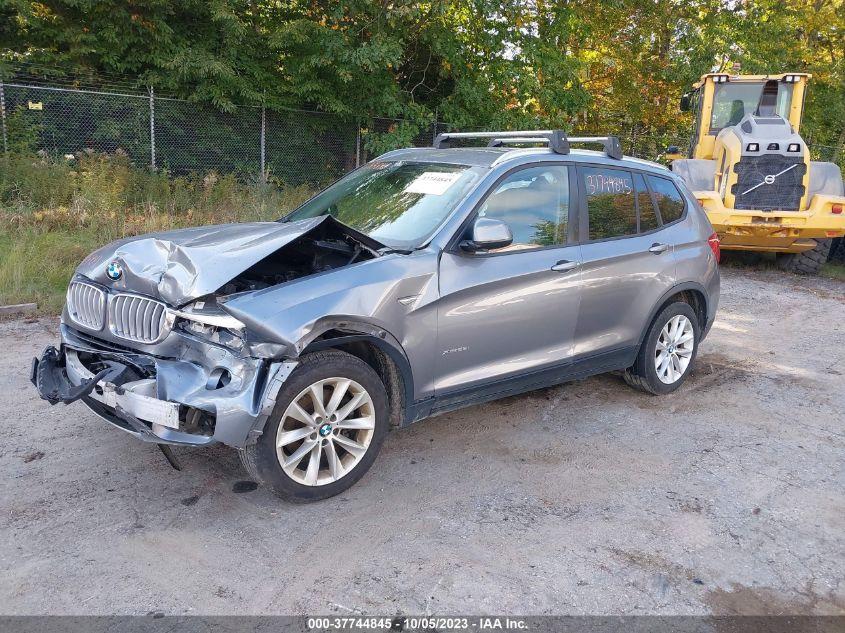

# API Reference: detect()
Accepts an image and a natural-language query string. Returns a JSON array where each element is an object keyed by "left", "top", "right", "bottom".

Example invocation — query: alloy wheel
[
  {"left": 275, "top": 377, "right": 376, "bottom": 486},
  {"left": 654, "top": 315, "right": 695, "bottom": 384}
]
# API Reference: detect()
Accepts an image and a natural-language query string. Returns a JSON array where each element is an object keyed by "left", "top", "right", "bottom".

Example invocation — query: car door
[
  {"left": 435, "top": 164, "right": 582, "bottom": 395},
  {"left": 572, "top": 166, "right": 677, "bottom": 361},
  {"left": 646, "top": 173, "right": 703, "bottom": 281}
]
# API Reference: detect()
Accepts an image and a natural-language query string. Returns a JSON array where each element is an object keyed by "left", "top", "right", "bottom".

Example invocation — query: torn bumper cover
[{"left": 32, "top": 327, "right": 297, "bottom": 448}]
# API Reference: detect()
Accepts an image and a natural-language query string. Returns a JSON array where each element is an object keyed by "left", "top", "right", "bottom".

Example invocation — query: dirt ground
[{"left": 0, "top": 268, "right": 843, "bottom": 616}]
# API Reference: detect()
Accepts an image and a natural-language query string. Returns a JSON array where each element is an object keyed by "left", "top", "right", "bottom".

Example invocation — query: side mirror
[
  {"left": 460, "top": 217, "right": 513, "bottom": 252},
  {"left": 679, "top": 94, "right": 691, "bottom": 112}
]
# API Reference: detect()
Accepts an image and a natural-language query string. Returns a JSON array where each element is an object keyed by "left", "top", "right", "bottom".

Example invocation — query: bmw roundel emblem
[{"left": 106, "top": 261, "right": 123, "bottom": 281}]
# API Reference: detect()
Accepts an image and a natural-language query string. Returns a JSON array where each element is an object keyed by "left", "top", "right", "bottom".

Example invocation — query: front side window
[
  {"left": 709, "top": 81, "right": 794, "bottom": 133},
  {"left": 286, "top": 161, "right": 482, "bottom": 249},
  {"left": 648, "top": 176, "right": 685, "bottom": 224},
  {"left": 582, "top": 167, "right": 637, "bottom": 241},
  {"left": 477, "top": 165, "right": 571, "bottom": 252}
]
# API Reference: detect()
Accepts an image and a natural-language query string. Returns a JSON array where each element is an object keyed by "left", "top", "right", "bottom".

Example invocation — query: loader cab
[
  {"left": 670, "top": 71, "right": 845, "bottom": 273},
  {"left": 687, "top": 73, "right": 809, "bottom": 161}
]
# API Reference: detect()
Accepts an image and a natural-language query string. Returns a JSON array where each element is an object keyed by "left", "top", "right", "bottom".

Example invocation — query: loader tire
[
  {"left": 828, "top": 238, "right": 845, "bottom": 264},
  {"left": 776, "top": 239, "right": 832, "bottom": 275}
]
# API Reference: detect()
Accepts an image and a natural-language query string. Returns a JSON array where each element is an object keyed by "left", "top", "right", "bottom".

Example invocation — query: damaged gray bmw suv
[{"left": 33, "top": 131, "right": 720, "bottom": 502}]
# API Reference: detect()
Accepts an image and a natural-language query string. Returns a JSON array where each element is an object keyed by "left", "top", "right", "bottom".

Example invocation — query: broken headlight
[{"left": 173, "top": 301, "right": 247, "bottom": 352}]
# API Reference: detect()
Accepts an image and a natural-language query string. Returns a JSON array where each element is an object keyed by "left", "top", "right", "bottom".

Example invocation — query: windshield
[
  {"left": 285, "top": 161, "right": 482, "bottom": 249},
  {"left": 709, "top": 82, "right": 794, "bottom": 133}
]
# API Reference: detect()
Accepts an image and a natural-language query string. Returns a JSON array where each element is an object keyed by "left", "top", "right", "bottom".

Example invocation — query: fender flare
[
  {"left": 636, "top": 281, "right": 710, "bottom": 349},
  {"left": 299, "top": 323, "right": 416, "bottom": 423}
]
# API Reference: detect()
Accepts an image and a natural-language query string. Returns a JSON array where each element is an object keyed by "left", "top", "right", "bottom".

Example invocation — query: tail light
[
  {"left": 707, "top": 232, "right": 721, "bottom": 263},
  {"left": 832, "top": 204, "right": 843, "bottom": 215}
]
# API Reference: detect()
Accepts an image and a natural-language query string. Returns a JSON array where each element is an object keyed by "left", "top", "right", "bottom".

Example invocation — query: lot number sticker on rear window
[{"left": 404, "top": 171, "right": 462, "bottom": 195}]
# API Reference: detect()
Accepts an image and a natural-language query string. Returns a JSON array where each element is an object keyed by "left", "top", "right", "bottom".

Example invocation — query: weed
[{"left": 0, "top": 152, "right": 315, "bottom": 313}]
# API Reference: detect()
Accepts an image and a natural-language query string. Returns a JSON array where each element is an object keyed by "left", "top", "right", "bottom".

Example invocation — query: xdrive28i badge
[{"left": 106, "top": 261, "right": 123, "bottom": 281}]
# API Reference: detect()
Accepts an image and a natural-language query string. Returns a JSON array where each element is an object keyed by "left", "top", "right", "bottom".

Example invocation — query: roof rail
[{"left": 432, "top": 130, "right": 623, "bottom": 160}]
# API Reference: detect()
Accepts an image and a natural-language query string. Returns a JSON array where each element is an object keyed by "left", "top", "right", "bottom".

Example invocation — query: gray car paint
[
  {"left": 75, "top": 216, "right": 384, "bottom": 307},
  {"left": 221, "top": 248, "right": 442, "bottom": 397},
  {"left": 47, "top": 145, "right": 719, "bottom": 449},
  {"left": 436, "top": 243, "right": 583, "bottom": 393}
]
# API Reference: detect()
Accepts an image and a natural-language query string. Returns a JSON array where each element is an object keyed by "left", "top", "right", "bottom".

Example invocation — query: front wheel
[
  {"left": 240, "top": 350, "right": 389, "bottom": 502},
  {"left": 624, "top": 302, "right": 700, "bottom": 395}
]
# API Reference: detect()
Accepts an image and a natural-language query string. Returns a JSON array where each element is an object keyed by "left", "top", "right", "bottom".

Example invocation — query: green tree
[{"left": 1, "top": 0, "right": 842, "bottom": 166}]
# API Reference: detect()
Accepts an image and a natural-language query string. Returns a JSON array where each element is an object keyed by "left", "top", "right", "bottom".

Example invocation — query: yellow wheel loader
[{"left": 669, "top": 73, "right": 845, "bottom": 274}]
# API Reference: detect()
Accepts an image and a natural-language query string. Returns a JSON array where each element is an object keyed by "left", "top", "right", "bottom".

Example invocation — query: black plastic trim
[
  {"left": 429, "top": 346, "right": 637, "bottom": 416},
  {"left": 301, "top": 333, "right": 416, "bottom": 424},
  {"left": 635, "top": 281, "right": 710, "bottom": 349}
]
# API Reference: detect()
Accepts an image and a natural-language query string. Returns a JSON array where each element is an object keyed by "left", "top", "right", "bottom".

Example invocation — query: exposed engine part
[{"left": 218, "top": 220, "right": 378, "bottom": 295}]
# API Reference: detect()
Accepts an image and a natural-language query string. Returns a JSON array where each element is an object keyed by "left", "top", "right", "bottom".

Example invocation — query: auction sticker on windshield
[{"left": 404, "top": 171, "right": 463, "bottom": 195}]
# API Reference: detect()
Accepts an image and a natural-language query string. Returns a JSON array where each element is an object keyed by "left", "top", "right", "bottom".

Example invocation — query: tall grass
[{"left": 0, "top": 152, "right": 315, "bottom": 313}]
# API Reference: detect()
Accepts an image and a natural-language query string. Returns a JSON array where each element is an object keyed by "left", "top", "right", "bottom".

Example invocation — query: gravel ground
[{"left": 0, "top": 268, "right": 843, "bottom": 616}]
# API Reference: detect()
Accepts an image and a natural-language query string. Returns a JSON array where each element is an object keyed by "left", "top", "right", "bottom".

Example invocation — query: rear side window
[
  {"left": 582, "top": 167, "right": 637, "bottom": 240},
  {"left": 635, "top": 173, "right": 659, "bottom": 232},
  {"left": 648, "top": 176, "right": 685, "bottom": 224}
]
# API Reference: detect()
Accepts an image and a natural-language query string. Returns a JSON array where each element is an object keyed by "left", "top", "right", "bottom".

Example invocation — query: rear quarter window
[{"left": 648, "top": 176, "right": 686, "bottom": 224}]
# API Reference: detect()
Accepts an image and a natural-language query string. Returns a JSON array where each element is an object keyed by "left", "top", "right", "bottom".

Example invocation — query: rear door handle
[
  {"left": 551, "top": 260, "right": 580, "bottom": 272},
  {"left": 648, "top": 243, "right": 669, "bottom": 254}
]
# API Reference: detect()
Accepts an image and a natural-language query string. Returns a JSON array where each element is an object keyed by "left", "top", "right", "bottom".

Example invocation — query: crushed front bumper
[{"left": 32, "top": 325, "right": 297, "bottom": 448}]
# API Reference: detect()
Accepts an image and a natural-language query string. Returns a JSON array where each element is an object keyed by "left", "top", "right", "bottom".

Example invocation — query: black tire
[
  {"left": 240, "top": 350, "right": 389, "bottom": 503},
  {"left": 776, "top": 239, "right": 832, "bottom": 275},
  {"left": 719, "top": 250, "right": 762, "bottom": 268},
  {"left": 624, "top": 301, "right": 701, "bottom": 395},
  {"left": 828, "top": 238, "right": 845, "bottom": 264}
]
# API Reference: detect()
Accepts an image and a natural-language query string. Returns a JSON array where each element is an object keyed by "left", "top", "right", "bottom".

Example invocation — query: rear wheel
[
  {"left": 624, "top": 302, "right": 700, "bottom": 395},
  {"left": 240, "top": 350, "right": 389, "bottom": 503},
  {"left": 776, "top": 239, "right": 832, "bottom": 275}
]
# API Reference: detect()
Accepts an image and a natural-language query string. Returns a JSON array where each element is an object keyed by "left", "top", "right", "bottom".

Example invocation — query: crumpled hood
[{"left": 76, "top": 216, "right": 339, "bottom": 306}]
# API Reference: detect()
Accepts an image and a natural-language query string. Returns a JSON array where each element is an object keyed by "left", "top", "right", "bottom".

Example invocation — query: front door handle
[
  {"left": 551, "top": 260, "right": 580, "bottom": 272},
  {"left": 648, "top": 243, "right": 669, "bottom": 254}
]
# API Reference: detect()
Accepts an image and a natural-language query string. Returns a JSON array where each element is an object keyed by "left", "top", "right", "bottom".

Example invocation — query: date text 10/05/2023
[{"left": 306, "top": 616, "right": 528, "bottom": 630}]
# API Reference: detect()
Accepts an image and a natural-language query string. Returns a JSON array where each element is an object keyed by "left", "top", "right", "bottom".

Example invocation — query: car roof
[
  {"left": 377, "top": 146, "right": 670, "bottom": 172},
  {"left": 377, "top": 147, "right": 512, "bottom": 167}
]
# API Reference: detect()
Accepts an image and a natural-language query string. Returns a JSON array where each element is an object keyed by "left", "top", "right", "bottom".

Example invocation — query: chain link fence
[
  {"left": 2, "top": 79, "right": 841, "bottom": 187},
  {"left": 0, "top": 80, "right": 688, "bottom": 187},
  {"left": 0, "top": 81, "right": 479, "bottom": 188}
]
